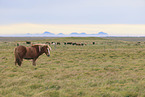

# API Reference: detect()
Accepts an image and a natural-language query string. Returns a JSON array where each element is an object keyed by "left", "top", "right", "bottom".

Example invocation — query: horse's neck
[
  {"left": 38, "top": 51, "right": 44, "bottom": 56},
  {"left": 33, "top": 46, "right": 44, "bottom": 56}
]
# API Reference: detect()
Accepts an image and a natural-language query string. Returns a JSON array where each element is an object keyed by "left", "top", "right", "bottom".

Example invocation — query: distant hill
[
  {"left": 43, "top": 31, "right": 55, "bottom": 35},
  {"left": 70, "top": 32, "right": 79, "bottom": 35},
  {"left": 80, "top": 32, "right": 87, "bottom": 35},
  {"left": 97, "top": 32, "right": 108, "bottom": 35},
  {"left": 70, "top": 32, "right": 87, "bottom": 35},
  {"left": 58, "top": 33, "right": 64, "bottom": 35}
]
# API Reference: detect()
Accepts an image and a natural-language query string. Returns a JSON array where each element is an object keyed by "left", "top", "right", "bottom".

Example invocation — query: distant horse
[
  {"left": 67, "top": 42, "right": 72, "bottom": 45},
  {"left": 92, "top": 42, "right": 95, "bottom": 45},
  {"left": 26, "top": 41, "right": 31, "bottom": 44},
  {"left": 14, "top": 44, "right": 51, "bottom": 66},
  {"left": 64, "top": 42, "right": 66, "bottom": 45},
  {"left": 72, "top": 42, "right": 87, "bottom": 46},
  {"left": 72, "top": 42, "right": 76, "bottom": 45},
  {"left": 57, "top": 42, "right": 60, "bottom": 45},
  {"left": 46, "top": 42, "right": 50, "bottom": 45}
]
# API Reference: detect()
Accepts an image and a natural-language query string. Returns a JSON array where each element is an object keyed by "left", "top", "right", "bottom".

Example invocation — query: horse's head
[{"left": 43, "top": 45, "right": 51, "bottom": 57}]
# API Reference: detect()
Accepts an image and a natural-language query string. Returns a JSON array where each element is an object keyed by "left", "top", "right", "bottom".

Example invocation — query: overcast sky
[
  {"left": 0, "top": 0, "right": 145, "bottom": 25},
  {"left": 0, "top": 0, "right": 145, "bottom": 36}
]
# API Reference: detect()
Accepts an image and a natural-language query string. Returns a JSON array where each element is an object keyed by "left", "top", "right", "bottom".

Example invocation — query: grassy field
[
  {"left": 105, "top": 37, "right": 145, "bottom": 42},
  {"left": 0, "top": 37, "right": 145, "bottom": 97},
  {"left": 0, "top": 37, "right": 55, "bottom": 42}
]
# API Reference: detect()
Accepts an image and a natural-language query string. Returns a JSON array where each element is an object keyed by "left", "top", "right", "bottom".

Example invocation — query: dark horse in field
[{"left": 14, "top": 44, "right": 51, "bottom": 66}]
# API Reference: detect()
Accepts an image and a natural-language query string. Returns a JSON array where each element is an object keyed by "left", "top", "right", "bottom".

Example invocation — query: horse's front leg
[{"left": 32, "top": 59, "right": 36, "bottom": 66}]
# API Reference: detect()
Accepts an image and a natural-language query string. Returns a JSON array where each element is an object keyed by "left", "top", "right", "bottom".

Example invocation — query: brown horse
[{"left": 14, "top": 44, "right": 51, "bottom": 66}]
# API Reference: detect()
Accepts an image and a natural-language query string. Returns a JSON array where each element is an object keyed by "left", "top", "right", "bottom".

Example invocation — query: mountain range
[
  {"left": 70, "top": 32, "right": 108, "bottom": 36},
  {"left": 36, "top": 31, "right": 108, "bottom": 37},
  {"left": 0, "top": 31, "right": 109, "bottom": 37}
]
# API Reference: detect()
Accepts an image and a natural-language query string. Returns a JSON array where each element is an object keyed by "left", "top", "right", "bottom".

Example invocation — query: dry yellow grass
[{"left": 0, "top": 37, "right": 145, "bottom": 97}]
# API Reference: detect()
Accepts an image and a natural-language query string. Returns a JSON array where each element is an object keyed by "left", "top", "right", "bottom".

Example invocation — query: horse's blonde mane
[{"left": 32, "top": 44, "right": 51, "bottom": 50}]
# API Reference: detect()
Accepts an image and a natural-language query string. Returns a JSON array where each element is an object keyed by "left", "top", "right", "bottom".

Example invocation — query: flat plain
[{"left": 0, "top": 37, "right": 145, "bottom": 97}]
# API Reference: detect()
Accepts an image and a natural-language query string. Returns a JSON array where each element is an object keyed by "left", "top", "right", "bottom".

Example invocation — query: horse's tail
[{"left": 14, "top": 48, "right": 22, "bottom": 66}]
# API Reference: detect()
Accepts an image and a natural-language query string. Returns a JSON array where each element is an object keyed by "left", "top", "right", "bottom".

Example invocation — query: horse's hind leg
[
  {"left": 16, "top": 58, "right": 22, "bottom": 66},
  {"left": 18, "top": 61, "right": 22, "bottom": 66}
]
